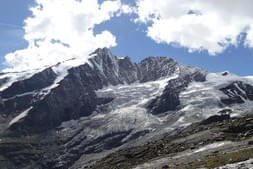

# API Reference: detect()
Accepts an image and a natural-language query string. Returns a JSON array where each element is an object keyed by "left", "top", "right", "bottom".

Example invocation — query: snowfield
[
  {"left": 58, "top": 71, "right": 253, "bottom": 160},
  {"left": 216, "top": 159, "right": 253, "bottom": 169},
  {"left": 59, "top": 75, "right": 179, "bottom": 142},
  {"left": 177, "top": 72, "right": 253, "bottom": 127}
]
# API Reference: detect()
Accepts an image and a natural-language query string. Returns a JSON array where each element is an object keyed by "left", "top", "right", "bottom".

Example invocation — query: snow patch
[
  {"left": 1, "top": 57, "right": 94, "bottom": 102},
  {"left": 244, "top": 76, "right": 253, "bottom": 86},
  {"left": 177, "top": 72, "right": 253, "bottom": 127},
  {"left": 60, "top": 75, "right": 180, "bottom": 141},
  {"left": 0, "top": 68, "right": 47, "bottom": 92},
  {"left": 0, "top": 55, "right": 93, "bottom": 93},
  {"left": 172, "top": 141, "right": 231, "bottom": 159},
  {"left": 216, "top": 158, "right": 253, "bottom": 169},
  {"left": 134, "top": 141, "right": 231, "bottom": 169},
  {"left": 2, "top": 91, "right": 36, "bottom": 101},
  {"left": 39, "top": 57, "right": 94, "bottom": 99},
  {"left": 9, "top": 107, "right": 33, "bottom": 126},
  {"left": 193, "top": 142, "right": 230, "bottom": 153}
]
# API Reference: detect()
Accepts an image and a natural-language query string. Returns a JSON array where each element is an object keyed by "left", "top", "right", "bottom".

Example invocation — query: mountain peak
[
  {"left": 90, "top": 47, "right": 112, "bottom": 56},
  {"left": 1, "top": 48, "right": 253, "bottom": 169}
]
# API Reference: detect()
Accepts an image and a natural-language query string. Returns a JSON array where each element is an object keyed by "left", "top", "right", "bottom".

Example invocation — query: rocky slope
[
  {"left": 0, "top": 48, "right": 253, "bottom": 169},
  {"left": 90, "top": 113, "right": 253, "bottom": 169}
]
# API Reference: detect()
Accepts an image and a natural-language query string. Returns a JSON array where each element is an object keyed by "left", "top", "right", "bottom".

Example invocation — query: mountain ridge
[
  {"left": 0, "top": 47, "right": 206, "bottom": 133},
  {"left": 0, "top": 48, "right": 253, "bottom": 169}
]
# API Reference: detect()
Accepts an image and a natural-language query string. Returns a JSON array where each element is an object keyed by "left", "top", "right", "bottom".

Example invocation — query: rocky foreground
[{"left": 90, "top": 113, "right": 253, "bottom": 169}]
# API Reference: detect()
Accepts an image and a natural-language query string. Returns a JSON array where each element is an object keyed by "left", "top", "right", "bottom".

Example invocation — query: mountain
[{"left": 0, "top": 48, "right": 253, "bottom": 169}]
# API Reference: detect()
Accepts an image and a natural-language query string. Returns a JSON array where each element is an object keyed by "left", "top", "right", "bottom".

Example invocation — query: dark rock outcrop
[
  {"left": 0, "top": 68, "right": 57, "bottom": 115},
  {"left": 1, "top": 68, "right": 57, "bottom": 99},
  {"left": 118, "top": 56, "right": 141, "bottom": 83},
  {"left": 220, "top": 81, "right": 253, "bottom": 105},
  {"left": 0, "top": 77, "right": 9, "bottom": 88},
  {"left": 200, "top": 114, "right": 230, "bottom": 125},
  {"left": 138, "top": 57, "right": 178, "bottom": 82},
  {"left": 148, "top": 70, "right": 206, "bottom": 115}
]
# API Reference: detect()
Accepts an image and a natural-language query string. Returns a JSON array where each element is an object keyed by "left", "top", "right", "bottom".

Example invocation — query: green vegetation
[{"left": 186, "top": 148, "right": 253, "bottom": 169}]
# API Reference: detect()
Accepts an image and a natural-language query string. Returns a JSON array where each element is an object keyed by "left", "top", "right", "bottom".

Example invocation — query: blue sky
[
  {"left": 1, "top": 0, "right": 253, "bottom": 76},
  {"left": 0, "top": 0, "right": 34, "bottom": 70}
]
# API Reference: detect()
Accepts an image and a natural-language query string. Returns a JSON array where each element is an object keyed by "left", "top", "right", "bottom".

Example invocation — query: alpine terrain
[{"left": 0, "top": 48, "right": 253, "bottom": 169}]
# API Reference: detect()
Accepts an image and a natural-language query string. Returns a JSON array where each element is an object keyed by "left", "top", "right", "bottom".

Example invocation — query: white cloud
[
  {"left": 3, "top": 0, "right": 127, "bottom": 72},
  {"left": 135, "top": 0, "right": 253, "bottom": 55}
]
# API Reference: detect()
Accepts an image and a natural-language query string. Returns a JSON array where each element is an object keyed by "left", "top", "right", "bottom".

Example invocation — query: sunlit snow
[
  {"left": 216, "top": 158, "right": 253, "bottom": 169},
  {"left": 9, "top": 107, "right": 33, "bottom": 126}
]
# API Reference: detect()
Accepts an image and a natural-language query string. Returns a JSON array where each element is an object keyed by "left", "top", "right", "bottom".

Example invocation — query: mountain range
[{"left": 0, "top": 48, "right": 253, "bottom": 169}]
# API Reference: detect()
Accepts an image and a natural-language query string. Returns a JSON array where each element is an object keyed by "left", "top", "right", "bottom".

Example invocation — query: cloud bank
[
  {"left": 4, "top": 0, "right": 253, "bottom": 72},
  {"left": 4, "top": 0, "right": 127, "bottom": 72},
  {"left": 135, "top": 0, "right": 253, "bottom": 55}
]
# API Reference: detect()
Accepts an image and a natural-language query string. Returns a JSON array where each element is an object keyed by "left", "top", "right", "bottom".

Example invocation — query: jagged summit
[
  {"left": 90, "top": 47, "right": 112, "bottom": 56},
  {"left": 0, "top": 48, "right": 253, "bottom": 169},
  {"left": 1, "top": 48, "right": 194, "bottom": 132},
  {"left": 140, "top": 56, "right": 175, "bottom": 63},
  {"left": 0, "top": 48, "right": 199, "bottom": 91}
]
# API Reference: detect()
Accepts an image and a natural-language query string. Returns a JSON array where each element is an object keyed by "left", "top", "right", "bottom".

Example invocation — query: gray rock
[
  {"left": 220, "top": 81, "right": 253, "bottom": 105},
  {"left": 1, "top": 48, "right": 253, "bottom": 169}
]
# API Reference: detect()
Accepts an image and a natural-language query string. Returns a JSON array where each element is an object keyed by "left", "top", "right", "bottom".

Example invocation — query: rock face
[
  {"left": 148, "top": 71, "right": 206, "bottom": 115},
  {"left": 2, "top": 48, "right": 140, "bottom": 133},
  {"left": 0, "top": 68, "right": 57, "bottom": 116},
  {"left": 200, "top": 114, "right": 230, "bottom": 125},
  {"left": 138, "top": 57, "right": 177, "bottom": 82},
  {"left": 220, "top": 81, "right": 253, "bottom": 105},
  {"left": 1, "top": 68, "right": 57, "bottom": 98},
  {"left": 0, "top": 77, "right": 8, "bottom": 89},
  {"left": 0, "top": 48, "right": 253, "bottom": 169},
  {"left": 1, "top": 48, "right": 206, "bottom": 133}
]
